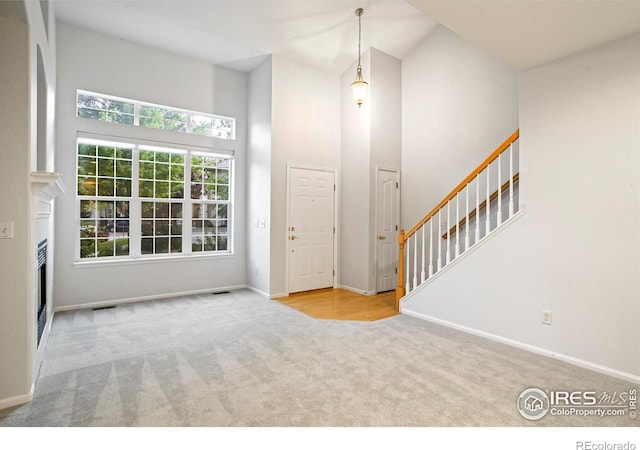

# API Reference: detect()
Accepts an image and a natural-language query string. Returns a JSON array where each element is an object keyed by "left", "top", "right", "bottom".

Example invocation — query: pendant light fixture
[{"left": 351, "top": 8, "right": 368, "bottom": 108}]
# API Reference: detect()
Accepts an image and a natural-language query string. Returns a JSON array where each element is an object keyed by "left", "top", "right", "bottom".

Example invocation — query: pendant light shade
[
  {"left": 351, "top": 68, "right": 368, "bottom": 108},
  {"left": 351, "top": 8, "right": 368, "bottom": 108}
]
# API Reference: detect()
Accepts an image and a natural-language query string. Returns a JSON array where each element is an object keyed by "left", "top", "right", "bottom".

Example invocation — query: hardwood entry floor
[{"left": 275, "top": 288, "right": 398, "bottom": 321}]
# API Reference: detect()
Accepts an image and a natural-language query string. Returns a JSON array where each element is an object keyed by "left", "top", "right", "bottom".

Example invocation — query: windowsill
[{"left": 73, "top": 251, "right": 235, "bottom": 268}]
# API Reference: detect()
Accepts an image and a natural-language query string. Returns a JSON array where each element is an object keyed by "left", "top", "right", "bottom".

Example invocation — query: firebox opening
[{"left": 37, "top": 239, "right": 47, "bottom": 347}]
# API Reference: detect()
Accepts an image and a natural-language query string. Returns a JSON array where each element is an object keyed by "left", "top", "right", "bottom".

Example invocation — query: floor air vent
[
  {"left": 212, "top": 291, "right": 231, "bottom": 295},
  {"left": 92, "top": 305, "right": 117, "bottom": 311}
]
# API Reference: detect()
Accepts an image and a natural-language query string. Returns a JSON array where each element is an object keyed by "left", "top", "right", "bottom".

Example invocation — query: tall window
[
  {"left": 78, "top": 141, "right": 133, "bottom": 259},
  {"left": 191, "top": 155, "right": 230, "bottom": 253},
  {"left": 139, "top": 147, "right": 186, "bottom": 255},
  {"left": 77, "top": 138, "right": 232, "bottom": 260}
]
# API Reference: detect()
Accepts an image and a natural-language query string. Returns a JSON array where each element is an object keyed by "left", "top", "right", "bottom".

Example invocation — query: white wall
[
  {"left": 339, "top": 49, "right": 402, "bottom": 294},
  {"left": 402, "top": 26, "right": 519, "bottom": 228},
  {"left": 403, "top": 33, "right": 640, "bottom": 380},
  {"left": 269, "top": 55, "right": 341, "bottom": 297},
  {"left": 0, "top": 0, "right": 56, "bottom": 408},
  {"left": 54, "top": 22, "right": 248, "bottom": 308},
  {"left": 340, "top": 51, "right": 371, "bottom": 293},
  {"left": 369, "top": 49, "right": 402, "bottom": 293},
  {"left": 247, "top": 57, "right": 273, "bottom": 295},
  {"left": 0, "top": 12, "right": 32, "bottom": 408},
  {"left": 370, "top": 49, "right": 402, "bottom": 172}
]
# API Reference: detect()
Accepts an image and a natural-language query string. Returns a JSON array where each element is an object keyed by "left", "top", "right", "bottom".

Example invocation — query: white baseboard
[
  {"left": 246, "top": 286, "right": 270, "bottom": 298},
  {"left": 0, "top": 384, "right": 34, "bottom": 411},
  {"left": 401, "top": 308, "right": 640, "bottom": 384},
  {"left": 54, "top": 284, "right": 248, "bottom": 312},
  {"left": 338, "top": 285, "right": 375, "bottom": 296},
  {"left": 269, "top": 285, "right": 378, "bottom": 299}
]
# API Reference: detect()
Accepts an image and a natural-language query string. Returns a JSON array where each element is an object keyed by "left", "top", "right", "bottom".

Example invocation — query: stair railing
[{"left": 396, "top": 130, "right": 520, "bottom": 310}]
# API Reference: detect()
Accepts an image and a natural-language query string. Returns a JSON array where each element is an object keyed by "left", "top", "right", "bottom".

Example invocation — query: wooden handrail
[
  {"left": 403, "top": 129, "right": 519, "bottom": 241},
  {"left": 442, "top": 173, "right": 519, "bottom": 239},
  {"left": 396, "top": 229, "right": 406, "bottom": 310},
  {"left": 395, "top": 129, "right": 519, "bottom": 310}
]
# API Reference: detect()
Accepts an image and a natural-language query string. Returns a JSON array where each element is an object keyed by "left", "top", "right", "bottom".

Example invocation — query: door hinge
[
  {"left": 334, "top": 184, "right": 336, "bottom": 192},
  {"left": 395, "top": 267, "right": 397, "bottom": 274},
  {"left": 396, "top": 182, "right": 399, "bottom": 189},
  {"left": 395, "top": 225, "right": 398, "bottom": 231},
  {"left": 333, "top": 226, "right": 335, "bottom": 234},
  {"left": 333, "top": 269, "right": 335, "bottom": 276}
]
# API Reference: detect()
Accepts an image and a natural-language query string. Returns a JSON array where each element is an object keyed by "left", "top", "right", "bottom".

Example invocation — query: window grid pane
[
  {"left": 190, "top": 156, "right": 231, "bottom": 201},
  {"left": 79, "top": 199, "right": 130, "bottom": 258},
  {"left": 77, "top": 92, "right": 135, "bottom": 124},
  {"left": 141, "top": 201, "right": 183, "bottom": 255},
  {"left": 77, "top": 143, "right": 132, "bottom": 198},
  {"left": 139, "top": 149, "right": 185, "bottom": 200},
  {"left": 192, "top": 202, "right": 229, "bottom": 253}
]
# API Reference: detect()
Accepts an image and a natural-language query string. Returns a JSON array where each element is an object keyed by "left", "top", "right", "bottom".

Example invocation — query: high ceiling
[
  {"left": 52, "top": 0, "right": 640, "bottom": 74},
  {"left": 52, "top": 0, "right": 438, "bottom": 74},
  {"left": 408, "top": 1, "right": 640, "bottom": 69}
]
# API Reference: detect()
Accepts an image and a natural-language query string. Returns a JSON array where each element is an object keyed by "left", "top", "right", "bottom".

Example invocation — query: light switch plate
[{"left": 0, "top": 222, "right": 14, "bottom": 239}]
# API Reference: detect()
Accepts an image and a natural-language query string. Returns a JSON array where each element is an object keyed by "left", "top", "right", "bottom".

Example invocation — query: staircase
[{"left": 396, "top": 130, "right": 520, "bottom": 310}]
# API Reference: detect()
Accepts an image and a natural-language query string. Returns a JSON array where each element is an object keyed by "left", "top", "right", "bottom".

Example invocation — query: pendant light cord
[{"left": 357, "top": 12, "right": 362, "bottom": 69}]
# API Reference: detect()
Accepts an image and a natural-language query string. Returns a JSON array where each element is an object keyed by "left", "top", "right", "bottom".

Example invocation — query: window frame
[{"left": 75, "top": 136, "right": 234, "bottom": 265}]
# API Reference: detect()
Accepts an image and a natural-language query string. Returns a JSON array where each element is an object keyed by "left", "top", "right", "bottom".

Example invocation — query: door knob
[{"left": 378, "top": 236, "right": 386, "bottom": 240}]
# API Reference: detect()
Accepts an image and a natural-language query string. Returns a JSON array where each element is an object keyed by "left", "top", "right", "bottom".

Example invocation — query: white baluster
[
  {"left": 465, "top": 183, "right": 470, "bottom": 251},
  {"left": 446, "top": 201, "right": 451, "bottom": 264},
  {"left": 475, "top": 177, "right": 480, "bottom": 244},
  {"left": 497, "top": 152, "right": 503, "bottom": 226},
  {"left": 437, "top": 210, "right": 442, "bottom": 271},
  {"left": 420, "top": 225, "right": 426, "bottom": 283},
  {"left": 509, "top": 143, "right": 514, "bottom": 217},
  {"left": 405, "top": 235, "right": 411, "bottom": 293},
  {"left": 428, "top": 219, "right": 434, "bottom": 277},
  {"left": 455, "top": 195, "right": 460, "bottom": 258},
  {"left": 486, "top": 165, "right": 491, "bottom": 235},
  {"left": 413, "top": 231, "right": 418, "bottom": 289}
]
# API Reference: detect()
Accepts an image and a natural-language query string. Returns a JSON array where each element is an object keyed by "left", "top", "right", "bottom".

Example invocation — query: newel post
[{"left": 396, "top": 228, "right": 406, "bottom": 311}]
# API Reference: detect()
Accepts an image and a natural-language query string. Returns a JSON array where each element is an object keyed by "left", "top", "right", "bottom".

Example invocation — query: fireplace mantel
[{"left": 31, "top": 172, "right": 65, "bottom": 218}]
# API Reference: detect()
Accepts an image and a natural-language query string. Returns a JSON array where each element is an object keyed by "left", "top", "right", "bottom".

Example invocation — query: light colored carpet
[{"left": 0, "top": 289, "right": 637, "bottom": 427}]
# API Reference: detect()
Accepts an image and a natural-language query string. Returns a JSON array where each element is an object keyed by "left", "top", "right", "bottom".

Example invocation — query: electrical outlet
[
  {"left": 0, "top": 222, "right": 13, "bottom": 239},
  {"left": 542, "top": 310, "right": 552, "bottom": 325}
]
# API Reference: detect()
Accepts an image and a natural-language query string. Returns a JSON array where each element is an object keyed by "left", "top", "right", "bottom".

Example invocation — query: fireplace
[
  {"left": 37, "top": 239, "right": 47, "bottom": 347},
  {"left": 31, "top": 172, "right": 65, "bottom": 375}
]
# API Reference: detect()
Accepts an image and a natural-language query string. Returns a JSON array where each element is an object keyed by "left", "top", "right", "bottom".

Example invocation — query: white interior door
[
  {"left": 375, "top": 168, "right": 399, "bottom": 293},
  {"left": 288, "top": 167, "right": 335, "bottom": 294}
]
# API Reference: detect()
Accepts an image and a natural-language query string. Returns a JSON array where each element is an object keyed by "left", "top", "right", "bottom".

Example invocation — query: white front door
[
  {"left": 375, "top": 168, "right": 399, "bottom": 293},
  {"left": 288, "top": 167, "right": 335, "bottom": 294}
]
